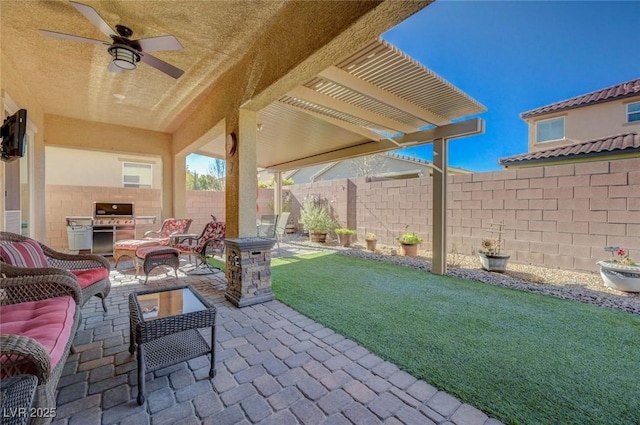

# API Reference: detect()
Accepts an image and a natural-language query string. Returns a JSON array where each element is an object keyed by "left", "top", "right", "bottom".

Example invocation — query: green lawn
[{"left": 268, "top": 252, "right": 640, "bottom": 425}]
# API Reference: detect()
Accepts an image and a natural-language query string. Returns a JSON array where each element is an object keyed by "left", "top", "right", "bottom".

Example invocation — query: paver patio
[{"left": 49, "top": 248, "right": 504, "bottom": 425}]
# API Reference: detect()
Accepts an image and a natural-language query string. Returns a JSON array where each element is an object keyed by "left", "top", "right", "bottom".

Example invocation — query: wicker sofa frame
[
  {"left": 0, "top": 232, "right": 111, "bottom": 311},
  {"left": 0, "top": 265, "right": 82, "bottom": 425}
]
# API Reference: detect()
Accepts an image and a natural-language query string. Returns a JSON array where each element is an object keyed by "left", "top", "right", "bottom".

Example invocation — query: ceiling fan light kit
[
  {"left": 40, "top": 1, "right": 184, "bottom": 78},
  {"left": 108, "top": 45, "right": 140, "bottom": 70}
]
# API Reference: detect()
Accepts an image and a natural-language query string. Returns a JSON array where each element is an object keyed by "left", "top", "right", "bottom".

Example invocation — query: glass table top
[{"left": 136, "top": 287, "right": 207, "bottom": 321}]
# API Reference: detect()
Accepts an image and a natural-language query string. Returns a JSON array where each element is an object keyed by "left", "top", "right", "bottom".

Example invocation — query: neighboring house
[
  {"left": 259, "top": 152, "right": 471, "bottom": 185},
  {"left": 499, "top": 78, "right": 640, "bottom": 168}
]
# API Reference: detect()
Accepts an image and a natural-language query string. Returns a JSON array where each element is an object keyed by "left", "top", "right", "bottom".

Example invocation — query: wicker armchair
[
  {"left": 1, "top": 265, "right": 82, "bottom": 425},
  {"left": 0, "top": 232, "right": 111, "bottom": 311}
]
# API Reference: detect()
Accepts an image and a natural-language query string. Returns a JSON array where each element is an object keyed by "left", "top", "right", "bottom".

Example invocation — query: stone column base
[{"left": 224, "top": 237, "right": 276, "bottom": 308}]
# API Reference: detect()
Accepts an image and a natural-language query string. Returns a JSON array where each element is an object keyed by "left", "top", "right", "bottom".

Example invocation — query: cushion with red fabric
[
  {"left": 69, "top": 268, "right": 109, "bottom": 289},
  {"left": 0, "top": 239, "right": 48, "bottom": 268},
  {"left": 0, "top": 296, "right": 76, "bottom": 377}
]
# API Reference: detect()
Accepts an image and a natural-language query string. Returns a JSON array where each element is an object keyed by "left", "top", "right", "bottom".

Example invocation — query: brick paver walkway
[{"left": 50, "top": 257, "right": 504, "bottom": 425}]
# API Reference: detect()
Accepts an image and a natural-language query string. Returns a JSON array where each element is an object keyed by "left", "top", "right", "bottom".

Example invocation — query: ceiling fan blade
[
  {"left": 140, "top": 52, "right": 184, "bottom": 79},
  {"left": 69, "top": 1, "right": 116, "bottom": 38},
  {"left": 136, "top": 35, "right": 183, "bottom": 52},
  {"left": 39, "top": 29, "right": 110, "bottom": 46},
  {"left": 107, "top": 61, "right": 125, "bottom": 74}
]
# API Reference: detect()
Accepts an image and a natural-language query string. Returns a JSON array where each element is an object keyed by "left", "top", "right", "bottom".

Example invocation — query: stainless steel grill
[{"left": 92, "top": 202, "right": 136, "bottom": 256}]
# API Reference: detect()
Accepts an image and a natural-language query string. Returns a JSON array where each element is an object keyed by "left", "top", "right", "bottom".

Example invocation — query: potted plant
[
  {"left": 299, "top": 197, "right": 336, "bottom": 243},
  {"left": 478, "top": 221, "right": 510, "bottom": 272},
  {"left": 335, "top": 228, "right": 356, "bottom": 247},
  {"left": 365, "top": 232, "right": 377, "bottom": 252},
  {"left": 596, "top": 247, "right": 640, "bottom": 292},
  {"left": 397, "top": 232, "right": 422, "bottom": 257}
]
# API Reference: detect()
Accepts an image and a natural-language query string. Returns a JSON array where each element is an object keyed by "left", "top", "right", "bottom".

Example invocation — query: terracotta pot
[
  {"left": 339, "top": 233, "right": 354, "bottom": 247},
  {"left": 401, "top": 243, "right": 418, "bottom": 257},
  {"left": 478, "top": 252, "right": 510, "bottom": 272},
  {"left": 309, "top": 230, "right": 327, "bottom": 243},
  {"left": 366, "top": 239, "right": 377, "bottom": 252}
]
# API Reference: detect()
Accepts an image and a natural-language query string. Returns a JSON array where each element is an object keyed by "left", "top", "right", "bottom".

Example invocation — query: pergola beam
[
  {"left": 319, "top": 66, "right": 450, "bottom": 126},
  {"left": 277, "top": 101, "right": 383, "bottom": 141},
  {"left": 287, "top": 86, "right": 416, "bottom": 134}
]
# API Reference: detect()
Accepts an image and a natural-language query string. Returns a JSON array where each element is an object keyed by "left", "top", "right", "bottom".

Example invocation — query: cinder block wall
[
  {"left": 45, "top": 185, "right": 162, "bottom": 248},
  {"left": 286, "top": 157, "right": 639, "bottom": 273},
  {"left": 44, "top": 157, "right": 639, "bottom": 272}
]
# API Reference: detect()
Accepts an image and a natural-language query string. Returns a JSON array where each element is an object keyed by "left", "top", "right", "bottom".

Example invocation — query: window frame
[
  {"left": 535, "top": 116, "right": 565, "bottom": 144},
  {"left": 122, "top": 161, "right": 153, "bottom": 188},
  {"left": 627, "top": 101, "right": 640, "bottom": 123}
]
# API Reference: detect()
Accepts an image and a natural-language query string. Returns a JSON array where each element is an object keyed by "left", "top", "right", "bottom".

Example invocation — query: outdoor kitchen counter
[
  {"left": 65, "top": 216, "right": 157, "bottom": 224},
  {"left": 136, "top": 216, "right": 157, "bottom": 225}
]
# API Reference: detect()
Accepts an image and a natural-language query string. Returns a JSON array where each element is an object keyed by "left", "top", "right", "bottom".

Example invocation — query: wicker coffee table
[
  {"left": 128, "top": 285, "right": 216, "bottom": 405},
  {"left": 0, "top": 374, "right": 39, "bottom": 425}
]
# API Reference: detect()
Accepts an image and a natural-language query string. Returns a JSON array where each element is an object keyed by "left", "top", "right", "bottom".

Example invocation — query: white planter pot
[
  {"left": 596, "top": 261, "right": 640, "bottom": 292},
  {"left": 478, "top": 253, "right": 510, "bottom": 273}
]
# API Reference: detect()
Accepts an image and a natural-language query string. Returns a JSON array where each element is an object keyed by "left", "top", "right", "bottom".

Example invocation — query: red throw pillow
[{"left": 0, "top": 239, "right": 48, "bottom": 268}]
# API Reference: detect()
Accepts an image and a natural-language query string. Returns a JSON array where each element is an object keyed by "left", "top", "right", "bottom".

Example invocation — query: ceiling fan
[{"left": 40, "top": 1, "right": 184, "bottom": 79}]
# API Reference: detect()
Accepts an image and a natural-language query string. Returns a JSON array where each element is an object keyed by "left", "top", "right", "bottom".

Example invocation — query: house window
[
  {"left": 535, "top": 117, "right": 565, "bottom": 143},
  {"left": 628, "top": 102, "right": 640, "bottom": 123},
  {"left": 123, "top": 162, "right": 152, "bottom": 188}
]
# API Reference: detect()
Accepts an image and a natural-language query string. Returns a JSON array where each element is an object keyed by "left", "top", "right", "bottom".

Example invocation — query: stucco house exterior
[{"left": 499, "top": 78, "right": 640, "bottom": 168}]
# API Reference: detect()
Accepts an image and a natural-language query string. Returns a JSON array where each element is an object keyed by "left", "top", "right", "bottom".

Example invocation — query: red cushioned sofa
[
  {"left": 0, "top": 263, "right": 82, "bottom": 425},
  {"left": 0, "top": 232, "right": 111, "bottom": 312}
]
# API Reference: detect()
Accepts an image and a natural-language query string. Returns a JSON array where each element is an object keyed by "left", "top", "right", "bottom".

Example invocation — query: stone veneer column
[{"left": 224, "top": 237, "right": 276, "bottom": 308}]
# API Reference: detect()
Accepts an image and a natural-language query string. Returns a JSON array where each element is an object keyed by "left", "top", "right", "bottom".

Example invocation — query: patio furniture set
[
  {"left": 0, "top": 223, "right": 224, "bottom": 424},
  {"left": 114, "top": 218, "right": 226, "bottom": 280}
]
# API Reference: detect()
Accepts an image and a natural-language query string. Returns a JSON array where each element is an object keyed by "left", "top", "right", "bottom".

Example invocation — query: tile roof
[
  {"left": 520, "top": 78, "right": 640, "bottom": 119},
  {"left": 498, "top": 132, "right": 640, "bottom": 166}
]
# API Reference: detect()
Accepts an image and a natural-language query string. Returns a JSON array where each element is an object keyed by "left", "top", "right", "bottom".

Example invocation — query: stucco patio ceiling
[
  {"left": 196, "top": 38, "right": 486, "bottom": 171},
  {"left": 1, "top": 1, "right": 483, "bottom": 172}
]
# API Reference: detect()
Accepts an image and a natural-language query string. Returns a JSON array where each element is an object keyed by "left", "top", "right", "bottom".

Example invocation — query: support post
[
  {"left": 273, "top": 171, "right": 282, "bottom": 215},
  {"left": 225, "top": 109, "right": 258, "bottom": 238},
  {"left": 432, "top": 138, "right": 447, "bottom": 275}
]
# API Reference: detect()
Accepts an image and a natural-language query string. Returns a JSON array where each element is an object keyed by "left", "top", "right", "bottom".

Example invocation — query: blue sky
[{"left": 188, "top": 0, "right": 640, "bottom": 174}]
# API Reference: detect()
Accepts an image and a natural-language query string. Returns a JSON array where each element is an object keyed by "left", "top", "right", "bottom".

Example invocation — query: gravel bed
[{"left": 286, "top": 237, "right": 640, "bottom": 315}]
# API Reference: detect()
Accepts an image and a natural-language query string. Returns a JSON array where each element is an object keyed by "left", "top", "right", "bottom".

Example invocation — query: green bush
[
  {"left": 397, "top": 232, "right": 422, "bottom": 245},
  {"left": 299, "top": 198, "right": 336, "bottom": 232},
  {"left": 335, "top": 228, "right": 356, "bottom": 235}
]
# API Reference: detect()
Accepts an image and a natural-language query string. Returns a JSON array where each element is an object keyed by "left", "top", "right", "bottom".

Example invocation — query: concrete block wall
[
  {"left": 45, "top": 185, "right": 162, "bottom": 249},
  {"left": 43, "top": 157, "right": 639, "bottom": 273},
  {"left": 285, "top": 158, "right": 638, "bottom": 273},
  {"left": 185, "top": 190, "right": 226, "bottom": 234}
]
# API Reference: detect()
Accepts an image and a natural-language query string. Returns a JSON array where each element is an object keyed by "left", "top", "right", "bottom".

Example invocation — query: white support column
[
  {"left": 273, "top": 171, "right": 282, "bottom": 215},
  {"left": 432, "top": 138, "right": 448, "bottom": 275}
]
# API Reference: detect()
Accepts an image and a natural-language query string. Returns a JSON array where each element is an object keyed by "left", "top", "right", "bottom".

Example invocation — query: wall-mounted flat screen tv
[{"left": 1, "top": 109, "right": 27, "bottom": 162}]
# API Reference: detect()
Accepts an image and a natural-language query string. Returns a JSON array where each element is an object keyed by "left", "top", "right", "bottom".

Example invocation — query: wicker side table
[
  {"left": 0, "top": 374, "right": 39, "bottom": 425},
  {"left": 128, "top": 285, "right": 216, "bottom": 405}
]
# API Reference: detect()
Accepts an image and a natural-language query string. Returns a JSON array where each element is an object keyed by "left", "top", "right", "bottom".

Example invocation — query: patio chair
[
  {"left": 0, "top": 231, "right": 111, "bottom": 312},
  {"left": 114, "top": 218, "right": 192, "bottom": 267},
  {"left": 274, "top": 212, "right": 291, "bottom": 252},
  {"left": 176, "top": 221, "right": 226, "bottom": 273},
  {"left": 257, "top": 214, "right": 278, "bottom": 238},
  {"left": 143, "top": 218, "right": 193, "bottom": 239}
]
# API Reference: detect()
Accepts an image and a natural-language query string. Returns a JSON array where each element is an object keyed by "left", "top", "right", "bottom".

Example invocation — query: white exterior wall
[{"left": 46, "top": 146, "right": 162, "bottom": 189}]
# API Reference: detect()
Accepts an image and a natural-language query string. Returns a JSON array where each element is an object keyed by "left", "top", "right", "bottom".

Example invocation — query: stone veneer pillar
[{"left": 224, "top": 237, "right": 276, "bottom": 308}]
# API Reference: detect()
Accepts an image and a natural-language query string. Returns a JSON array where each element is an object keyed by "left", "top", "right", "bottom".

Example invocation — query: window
[
  {"left": 535, "top": 117, "right": 565, "bottom": 143},
  {"left": 627, "top": 102, "right": 640, "bottom": 123},
  {"left": 123, "top": 162, "right": 152, "bottom": 188}
]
